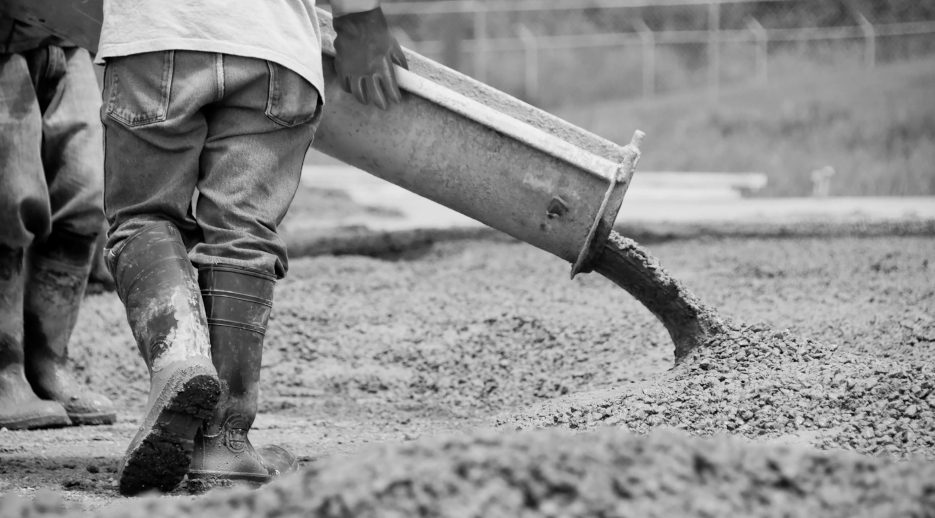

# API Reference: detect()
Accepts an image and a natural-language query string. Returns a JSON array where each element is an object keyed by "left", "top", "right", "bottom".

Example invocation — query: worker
[
  {"left": 96, "top": 0, "right": 407, "bottom": 495},
  {"left": 0, "top": 16, "right": 117, "bottom": 430}
]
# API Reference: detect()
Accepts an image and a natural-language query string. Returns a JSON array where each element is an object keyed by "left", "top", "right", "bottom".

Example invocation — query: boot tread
[{"left": 118, "top": 371, "right": 220, "bottom": 496}]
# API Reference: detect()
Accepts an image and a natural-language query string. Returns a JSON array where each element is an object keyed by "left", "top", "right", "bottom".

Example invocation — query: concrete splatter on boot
[
  {"left": 24, "top": 229, "right": 117, "bottom": 425},
  {"left": 111, "top": 222, "right": 220, "bottom": 496},
  {"left": 0, "top": 245, "right": 71, "bottom": 430},
  {"left": 188, "top": 265, "right": 296, "bottom": 490}
]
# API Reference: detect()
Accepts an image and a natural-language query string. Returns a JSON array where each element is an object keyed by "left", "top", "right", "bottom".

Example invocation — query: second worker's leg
[
  {"left": 24, "top": 47, "right": 115, "bottom": 425},
  {"left": 0, "top": 246, "right": 71, "bottom": 430},
  {"left": 24, "top": 229, "right": 117, "bottom": 425},
  {"left": 0, "top": 49, "right": 69, "bottom": 430},
  {"left": 188, "top": 55, "right": 321, "bottom": 487}
]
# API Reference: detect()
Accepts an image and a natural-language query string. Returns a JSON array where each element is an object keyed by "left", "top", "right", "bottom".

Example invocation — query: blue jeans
[
  {"left": 0, "top": 46, "right": 105, "bottom": 248},
  {"left": 101, "top": 51, "right": 321, "bottom": 278}
]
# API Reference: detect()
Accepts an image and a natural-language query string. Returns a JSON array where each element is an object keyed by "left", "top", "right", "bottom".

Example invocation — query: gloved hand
[{"left": 333, "top": 7, "right": 409, "bottom": 110}]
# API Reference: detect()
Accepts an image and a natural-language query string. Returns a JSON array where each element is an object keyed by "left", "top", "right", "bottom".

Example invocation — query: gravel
[
  {"left": 506, "top": 321, "right": 935, "bottom": 459},
  {"left": 5, "top": 234, "right": 932, "bottom": 514},
  {"left": 4, "top": 427, "right": 935, "bottom": 518}
]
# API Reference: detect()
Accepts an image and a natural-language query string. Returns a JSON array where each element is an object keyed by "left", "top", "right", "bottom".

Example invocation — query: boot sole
[
  {"left": 118, "top": 367, "right": 220, "bottom": 496},
  {"left": 187, "top": 443, "right": 296, "bottom": 489},
  {"left": 68, "top": 411, "right": 118, "bottom": 426},
  {"left": 187, "top": 470, "right": 271, "bottom": 493},
  {"left": 0, "top": 413, "right": 72, "bottom": 430}
]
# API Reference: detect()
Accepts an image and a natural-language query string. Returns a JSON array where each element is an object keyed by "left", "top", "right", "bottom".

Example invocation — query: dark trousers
[{"left": 0, "top": 46, "right": 104, "bottom": 248}]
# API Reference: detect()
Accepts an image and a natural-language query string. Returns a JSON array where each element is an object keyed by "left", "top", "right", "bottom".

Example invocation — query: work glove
[{"left": 333, "top": 7, "right": 409, "bottom": 110}]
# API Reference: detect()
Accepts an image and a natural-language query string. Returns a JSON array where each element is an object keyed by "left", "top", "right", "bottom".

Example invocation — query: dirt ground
[{"left": 1, "top": 209, "right": 934, "bottom": 515}]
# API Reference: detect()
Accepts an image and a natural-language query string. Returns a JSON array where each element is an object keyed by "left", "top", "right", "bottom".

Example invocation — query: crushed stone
[{"left": 3, "top": 427, "right": 935, "bottom": 518}]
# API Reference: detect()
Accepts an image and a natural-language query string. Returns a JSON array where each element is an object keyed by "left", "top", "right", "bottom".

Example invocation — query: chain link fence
[{"left": 340, "top": 0, "right": 935, "bottom": 107}]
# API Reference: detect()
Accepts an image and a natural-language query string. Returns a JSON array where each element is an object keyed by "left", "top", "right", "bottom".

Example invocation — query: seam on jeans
[
  {"left": 164, "top": 50, "right": 175, "bottom": 118},
  {"left": 215, "top": 53, "right": 224, "bottom": 101},
  {"left": 105, "top": 61, "right": 117, "bottom": 116},
  {"left": 101, "top": 81, "right": 110, "bottom": 233},
  {"left": 264, "top": 60, "right": 279, "bottom": 122}
]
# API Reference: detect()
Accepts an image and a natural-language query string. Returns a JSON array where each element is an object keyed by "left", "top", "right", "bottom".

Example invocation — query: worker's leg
[
  {"left": 23, "top": 46, "right": 115, "bottom": 426},
  {"left": 101, "top": 50, "right": 221, "bottom": 495},
  {"left": 0, "top": 50, "right": 70, "bottom": 430},
  {"left": 188, "top": 54, "right": 320, "bottom": 488}
]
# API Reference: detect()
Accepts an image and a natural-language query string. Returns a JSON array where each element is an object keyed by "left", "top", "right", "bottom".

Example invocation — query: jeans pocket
[
  {"left": 265, "top": 61, "right": 321, "bottom": 128},
  {"left": 104, "top": 51, "right": 174, "bottom": 127}
]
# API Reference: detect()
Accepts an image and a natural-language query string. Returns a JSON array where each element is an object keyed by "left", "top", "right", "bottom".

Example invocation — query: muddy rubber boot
[
  {"left": 23, "top": 230, "right": 117, "bottom": 426},
  {"left": 188, "top": 265, "right": 293, "bottom": 489},
  {"left": 0, "top": 246, "right": 71, "bottom": 430},
  {"left": 111, "top": 222, "right": 220, "bottom": 496}
]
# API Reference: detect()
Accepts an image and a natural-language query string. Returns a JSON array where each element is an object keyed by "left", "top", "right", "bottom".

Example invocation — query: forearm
[{"left": 330, "top": 0, "right": 381, "bottom": 17}]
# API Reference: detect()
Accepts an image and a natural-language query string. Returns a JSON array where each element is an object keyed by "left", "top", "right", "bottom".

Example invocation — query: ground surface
[{"left": 2, "top": 231, "right": 934, "bottom": 516}]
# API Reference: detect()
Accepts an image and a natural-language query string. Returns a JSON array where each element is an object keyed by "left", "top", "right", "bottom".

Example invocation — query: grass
[{"left": 555, "top": 56, "right": 935, "bottom": 196}]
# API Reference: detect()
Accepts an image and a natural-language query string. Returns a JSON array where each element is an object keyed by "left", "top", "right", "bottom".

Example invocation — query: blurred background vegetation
[{"left": 320, "top": 0, "right": 934, "bottom": 197}]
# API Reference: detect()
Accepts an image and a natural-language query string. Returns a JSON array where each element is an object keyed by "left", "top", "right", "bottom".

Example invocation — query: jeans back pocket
[
  {"left": 265, "top": 61, "right": 321, "bottom": 128},
  {"left": 104, "top": 51, "right": 174, "bottom": 127}
]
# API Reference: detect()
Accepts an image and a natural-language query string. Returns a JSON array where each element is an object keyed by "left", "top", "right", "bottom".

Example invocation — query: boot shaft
[
  {"left": 0, "top": 246, "right": 75, "bottom": 430},
  {"left": 190, "top": 264, "right": 276, "bottom": 485},
  {"left": 110, "top": 222, "right": 212, "bottom": 374},
  {"left": 200, "top": 265, "right": 275, "bottom": 339},
  {"left": 0, "top": 246, "right": 25, "bottom": 370},
  {"left": 198, "top": 264, "right": 275, "bottom": 430},
  {"left": 109, "top": 223, "right": 221, "bottom": 495},
  {"left": 23, "top": 229, "right": 96, "bottom": 359},
  {"left": 19, "top": 231, "right": 117, "bottom": 424}
]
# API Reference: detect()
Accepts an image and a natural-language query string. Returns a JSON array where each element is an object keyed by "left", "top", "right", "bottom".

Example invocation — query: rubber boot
[
  {"left": 256, "top": 444, "right": 299, "bottom": 477},
  {"left": 0, "top": 245, "right": 71, "bottom": 430},
  {"left": 111, "top": 222, "right": 220, "bottom": 496},
  {"left": 23, "top": 229, "right": 117, "bottom": 425},
  {"left": 188, "top": 264, "right": 294, "bottom": 489}
]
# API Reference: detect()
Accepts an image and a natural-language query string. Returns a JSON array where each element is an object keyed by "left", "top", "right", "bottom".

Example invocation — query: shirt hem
[{"left": 95, "top": 39, "right": 325, "bottom": 97}]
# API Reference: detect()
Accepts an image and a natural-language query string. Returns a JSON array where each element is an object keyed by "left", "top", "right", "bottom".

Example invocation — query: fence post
[
  {"left": 517, "top": 24, "right": 540, "bottom": 102},
  {"left": 473, "top": 0, "right": 488, "bottom": 81},
  {"left": 634, "top": 18, "right": 655, "bottom": 98},
  {"left": 855, "top": 11, "right": 876, "bottom": 68},
  {"left": 746, "top": 16, "right": 768, "bottom": 84},
  {"left": 707, "top": 0, "right": 721, "bottom": 99}
]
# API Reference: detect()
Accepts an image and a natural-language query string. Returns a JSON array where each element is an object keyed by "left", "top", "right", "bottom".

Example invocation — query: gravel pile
[
  {"left": 4, "top": 427, "right": 934, "bottom": 518},
  {"left": 68, "top": 236, "right": 935, "bottom": 460},
  {"left": 506, "top": 320, "right": 935, "bottom": 458},
  {"left": 37, "top": 235, "right": 931, "bottom": 513}
]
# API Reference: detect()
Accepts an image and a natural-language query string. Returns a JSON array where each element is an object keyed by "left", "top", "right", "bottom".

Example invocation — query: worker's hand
[{"left": 332, "top": 7, "right": 409, "bottom": 110}]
